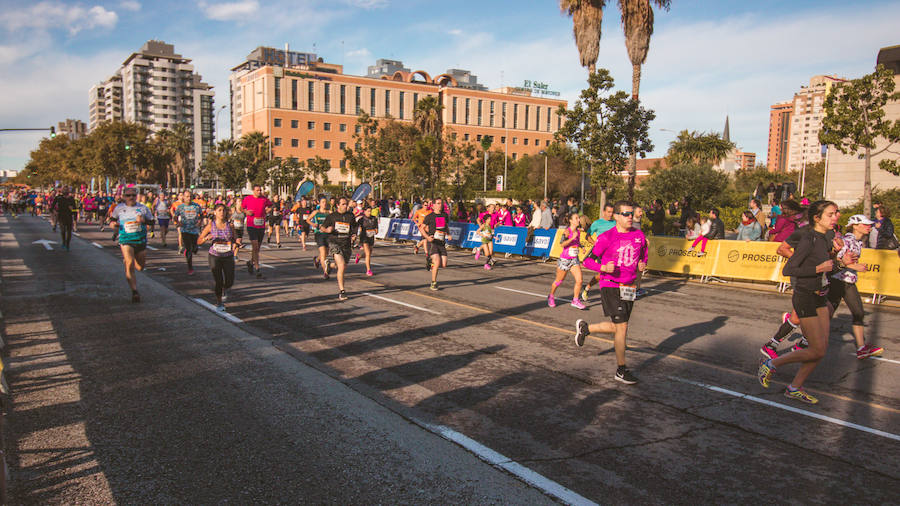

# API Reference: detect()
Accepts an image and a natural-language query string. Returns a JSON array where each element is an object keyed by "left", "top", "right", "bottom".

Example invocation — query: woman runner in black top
[
  {"left": 321, "top": 197, "right": 358, "bottom": 301},
  {"left": 358, "top": 206, "right": 379, "bottom": 276},
  {"left": 419, "top": 198, "right": 451, "bottom": 291}
]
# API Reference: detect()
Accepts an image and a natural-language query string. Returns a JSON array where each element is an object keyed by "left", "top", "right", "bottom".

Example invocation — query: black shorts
[
  {"left": 315, "top": 233, "right": 329, "bottom": 248},
  {"left": 268, "top": 215, "right": 281, "bottom": 227},
  {"left": 121, "top": 242, "right": 146, "bottom": 254},
  {"left": 234, "top": 227, "right": 244, "bottom": 239},
  {"left": 329, "top": 242, "right": 351, "bottom": 260},
  {"left": 826, "top": 279, "right": 845, "bottom": 308},
  {"left": 792, "top": 288, "right": 828, "bottom": 319},
  {"left": 247, "top": 227, "right": 265, "bottom": 242},
  {"left": 361, "top": 235, "right": 375, "bottom": 246},
  {"left": 426, "top": 241, "right": 447, "bottom": 257},
  {"left": 301, "top": 222, "right": 310, "bottom": 234},
  {"left": 600, "top": 286, "right": 634, "bottom": 324}
]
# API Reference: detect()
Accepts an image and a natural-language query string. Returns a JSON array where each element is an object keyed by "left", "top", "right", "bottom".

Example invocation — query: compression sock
[{"left": 771, "top": 321, "right": 795, "bottom": 343}]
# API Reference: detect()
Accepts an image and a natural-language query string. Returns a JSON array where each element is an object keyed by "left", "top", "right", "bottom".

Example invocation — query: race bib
[
  {"left": 366, "top": 229, "right": 377, "bottom": 236},
  {"left": 232, "top": 219, "right": 244, "bottom": 228},
  {"left": 567, "top": 246, "right": 579, "bottom": 257},
  {"left": 302, "top": 214, "right": 310, "bottom": 220},
  {"left": 124, "top": 220, "right": 141, "bottom": 233},
  {"left": 481, "top": 230, "right": 492, "bottom": 238},
  {"left": 335, "top": 222, "right": 350, "bottom": 234},
  {"left": 253, "top": 217, "right": 265, "bottom": 227},
  {"left": 184, "top": 209, "right": 198, "bottom": 219},
  {"left": 212, "top": 243, "right": 232, "bottom": 254},
  {"left": 434, "top": 231, "right": 446, "bottom": 241},
  {"left": 619, "top": 284, "right": 636, "bottom": 301}
]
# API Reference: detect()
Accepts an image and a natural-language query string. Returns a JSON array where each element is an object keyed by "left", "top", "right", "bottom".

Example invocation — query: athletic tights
[{"left": 208, "top": 255, "right": 235, "bottom": 299}]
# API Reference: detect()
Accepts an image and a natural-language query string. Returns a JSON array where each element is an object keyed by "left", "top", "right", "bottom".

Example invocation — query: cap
[{"left": 847, "top": 214, "right": 875, "bottom": 225}]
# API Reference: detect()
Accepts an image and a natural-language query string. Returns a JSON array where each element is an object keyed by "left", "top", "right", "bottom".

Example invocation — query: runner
[
  {"left": 96, "top": 193, "right": 110, "bottom": 232},
  {"left": 358, "top": 204, "right": 378, "bottom": 276},
  {"left": 548, "top": 212, "right": 586, "bottom": 309},
  {"left": 758, "top": 201, "right": 840, "bottom": 404},
  {"left": 47, "top": 189, "right": 58, "bottom": 230},
  {"left": 50, "top": 188, "right": 77, "bottom": 251},
  {"left": 412, "top": 198, "right": 432, "bottom": 256},
  {"left": 419, "top": 198, "right": 451, "bottom": 290},
  {"left": 295, "top": 196, "right": 311, "bottom": 250},
  {"left": 231, "top": 202, "right": 245, "bottom": 263},
  {"left": 241, "top": 185, "right": 273, "bottom": 278},
  {"left": 109, "top": 188, "right": 154, "bottom": 303},
  {"left": 308, "top": 197, "right": 331, "bottom": 278},
  {"left": 267, "top": 194, "right": 283, "bottom": 247},
  {"left": 580, "top": 203, "right": 616, "bottom": 301},
  {"left": 174, "top": 189, "right": 203, "bottom": 275},
  {"left": 198, "top": 203, "right": 239, "bottom": 310},
  {"left": 574, "top": 201, "right": 647, "bottom": 385},
  {"left": 154, "top": 192, "right": 171, "bottom": 247},
  {"left": 320, "top": 197, "right": 358, "bottom": 300},
  {"left": 475, "top": 215, "right": 495, "bottom": 269}
]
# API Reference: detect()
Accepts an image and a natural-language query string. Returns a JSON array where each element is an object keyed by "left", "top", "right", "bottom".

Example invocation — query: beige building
[
  {"left": 89, "top": 40, "right": 215, "bottom": 175},
  {"left": 787, "top": 75, "right": 846, "bottom": 172},
  {"left": 57, "top": 119, "right": 87, "bottom": 140},
  {"left": 825, "top": 46, "right": 900, "bottom": 206}
]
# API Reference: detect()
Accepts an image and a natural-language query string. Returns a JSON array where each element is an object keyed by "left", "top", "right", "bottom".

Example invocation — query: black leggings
[
  {"left": 59, "top": 220, "right": 73, "bottom": 248},
  {"left": 181, "top": 232, "right": 198, "bottom": 270},
  {"left": 208, "top": 255, "right": 235, "bottom": 299},
  {"left": 830, "top": 280, "right": 865, "bottom": 326}
]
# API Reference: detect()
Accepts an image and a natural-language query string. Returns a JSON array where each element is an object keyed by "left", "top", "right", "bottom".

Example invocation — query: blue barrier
[
  {"left": 523, "top": 227, "right": 558, "bottom": 257},
  {"left": 383, "top": 220, "right": 555, "bottom": 258}
]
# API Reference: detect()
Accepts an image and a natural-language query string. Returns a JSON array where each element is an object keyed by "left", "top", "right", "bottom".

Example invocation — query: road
[{"left": 3, "top": 214, "right": 899, "bottom": 504}]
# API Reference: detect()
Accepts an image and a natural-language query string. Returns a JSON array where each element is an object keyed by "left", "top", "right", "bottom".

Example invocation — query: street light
[
  {"left": 215, "top": 104, "right": 227, "bottom": 141},
  {"left": 539, "top": 150, "right": 548, "bottom": 200}
]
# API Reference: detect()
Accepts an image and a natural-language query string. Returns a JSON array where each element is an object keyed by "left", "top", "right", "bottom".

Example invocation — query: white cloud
[
  {"left": 0, "top": 2, "right": 118, "bottom": 35},
  {"left": 119, "top": 0, "right": 141, "bottom": 11},
  {"left": 342, "top": 0, "right": 387, "bottom": 8},
  {"left": 447, "top": 28, "right": 462, "bottom": 36},
  {"left": 346, "top": 48, "right": 371, "bottom": 59},
  {"left": 201, "top": 0, "right": 260, "bottom": 21}
]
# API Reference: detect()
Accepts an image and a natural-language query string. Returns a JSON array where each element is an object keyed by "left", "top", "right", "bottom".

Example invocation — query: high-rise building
[
  {"left": 230, "top": 55, "right": 566, "bottom": 185},
  {"left": 786, "top": 75, "right": 845, "bottom": 172},
  {"left": 89, "top": 40, "right": 215, "bottom": 175},
  {"left": 57, "top": 119, "right": 87, "bottom": 140},
  {"left": 766, "top": 101, "right": 793, "bottom": 172}
]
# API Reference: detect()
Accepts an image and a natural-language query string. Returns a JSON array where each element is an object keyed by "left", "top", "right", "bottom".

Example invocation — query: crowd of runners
[{"left": 11, "top": 185, "right": 891, "bottom": 403}]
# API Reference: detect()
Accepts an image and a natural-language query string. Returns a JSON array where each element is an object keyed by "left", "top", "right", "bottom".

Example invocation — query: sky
[{"left": 1, "top": 0, "right": 898, "bottom": 173}]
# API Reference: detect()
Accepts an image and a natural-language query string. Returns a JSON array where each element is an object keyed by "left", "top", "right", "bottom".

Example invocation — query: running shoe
[
  {"left": 571, "top": 298, "right": 586, "bottom": 310},
  {"left": 414, "top": 244, "right": 419, "bottom": 255},
  {"left": 355, "top": 253, "right": 360, "bottom": 264},
  {"left": 856, "top": 344, "right": 884, "bottom": 359},
  {"left": 581, "top": 287, "right": 590, "bottom": 303},
  {"left": 277, "top": 243, "right": 282, "bottom": 248},
  {"left": 489, "top": 258, "right": 496, "bottom": 266},
  {"left": 760, "top": 342, "right": 779, "bottom": 360},
  {"left": 338, "top": 290, "right": 348, "bottom": 301},
  {"left": 783, "top": 311, "right": 798, "bottom": 328},
  {"left": 131, "top": 290, "right": 141, "bottom": 303},
  {"left": 791, "top": 337, "right": 809, "bottom": 352},
  {"left": 547, "top": 295, "right": 556, "bottom": 308},
  {"left": 366, "top": 270, "right": 373, "bottom": 276},
  {"left": 314, "top": 256, "right": 320, "bottom": 268},
  {"left": 187, "top": 269, "right": 194, "bottom": 276},
  {"left": 430, "top": 282, "right": 438, "bottom": 291},
  {"left": 504, "top": 252, "right": 511, "bottom": 258},
  {"left": 615, "top": 368, "right": 639, "bottom": 385},
  {"left": 474, "top": 250, "right": 481, "bottom": 260},
  {"left": 150, "top": 231, "right": 155, "bottom": 238},
  {"left": 697, "top": 251, "right": 706, "bottom": 257},
  {"left": 484, "top": 263, "right": 492, "bottom": 270},
  {"left": 216, "top": 303, "right": 226, "bottom": 311},
  {"left": 575, "top": 319, "right": 589, "bottom": 347},
  {"left": 784, "top": 387, "right": 818, "bottom": 404},
  {"left": 256, "top": 270, "right": 263, "bottom": 279},
  {"left": 247, "top": 260, "right": 254, "bottom": 274},
  {"left": 222, "top": 290, "right": 229, "bottom": 303},
  {"left": 180, "top": 247, "right": 186, "bottom": 255},
  {"left": 757, "top": 358, "right": 775, "bottom": 388}
]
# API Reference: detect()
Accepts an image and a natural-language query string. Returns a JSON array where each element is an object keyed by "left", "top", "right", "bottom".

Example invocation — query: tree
[
  {"left": 167, "top": 122, "right": 193, "bottom": 188},
  {"left": 559, "top": 0, "right": 605, "bottom": 73},
  {"left": 202, "top": 138, "right": 251, "bottom": 191},
  {"left": 412, "top": 96, "right": 444, "bottom": 196},
  {"left": 641, "top": 162, "right": 731, "bottom": 210},
  {"left": 556, "top": 69, "right": 654, "bottom": 207},
  {"left": 239, "top": 131, "right": 274, "bottom": 186},
  {"left": 665, "top": 130, "right": 735, "bottom": 167},
  {"left": 306, "top": 156, "right": 332, "bottom": 186},
  {"left": 820, "top": 64, "right": 900, "bottom": 217}
]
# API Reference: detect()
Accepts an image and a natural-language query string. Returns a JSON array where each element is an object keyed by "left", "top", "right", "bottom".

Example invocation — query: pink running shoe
[
  {"left": 782, "top": 312, "right": 797, "bottom": 328},
  {"left": 570, "top": 298, "right": 586, "bottom": 310},
  {"left": 484, "top": 263, "right": 492, "bottom": 270},
  {"left": 547, "top": 295, "right": 556, "bottom": 308},
  {"left": 355, "top": 253, "right": 360, "bottom": 264},
  {"left": 366, "top": 270, "right": 373, "bottom": 276},
  {"left": 475, "top": 250, "right": 481, "bottom": 260},
  {"left": 760, "top": 343, "right": 779, "bottom": 360},
  {"left": 856, "top": 344, "right": 883, "bottom": 359}
]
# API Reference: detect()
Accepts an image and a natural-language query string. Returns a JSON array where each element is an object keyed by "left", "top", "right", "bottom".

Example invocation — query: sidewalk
[{"left": 0, "top": 216, "right": 553, "bottom": 504}]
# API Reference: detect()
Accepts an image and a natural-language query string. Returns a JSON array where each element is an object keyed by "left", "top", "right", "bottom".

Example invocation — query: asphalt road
[{"left": 3, "top": 214, "right": 899, "bottom": 504}]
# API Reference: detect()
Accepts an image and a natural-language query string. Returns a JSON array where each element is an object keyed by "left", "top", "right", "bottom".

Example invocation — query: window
[
  {"left": 274, "top": 77, "right": 281, "bottom": 108},
  {"left": 413, "top": 93, "right": 419, "bottom": 110},
  {"left": 273, "top": 118, "right": 282, "bottom": 127},
  {"left": 399, "top": 91, "right": 405, "bottom": 120},
  {"left": 324, "top": 122, "right": 331, "bottom": 131},
  {"left": 307, "top": 121, "right": 315, "bottom": 129},
  {"left": 339, "top": 159, "right": 346, "bottom": 169},
  {"left": 477, "top": 99, "right": 482, "bottom": 125},
  {"left": 450, "top": 132, "right": 457, "bottom": 140},
  {"left": 355, "top": 124, "right": 361, "bottom": 134},
  {"left": 291, "top": 79, "right": 297, "bottom": 110},
  {"left": 291, "top": 138, "right": 299, "bottom": 147},
  {"left": 324, "top": 141, "right": 331, "bottom": 149},
  {"left": 512, "top": 137, "right": 518, "bottom": 145},
  {"left": 307, "top": 140, "right": 315, "bottom": 148},
  {"left": 524, "top": 138, "right": 529, "bottom": 146},
  {"left": 385, "top": 89, "right": 390, "bottom": 115},
  {"left": 476, "top": 134, "right": 482, "bottom": 141},
  {"left": 545, "top": 140, "right": 550, "bottom": 147},
  {"left": 513, "top": 104, "right": 519, "bottom": 129},
  {"left": 340, "top": 85, "right": 346, "bottom": 114},
  {"left": 525, "top": 105, "right": 530, "bottom": 130},
  {"left": 274, "top": 137, "right": 282, "bottom": 146},
  {"left": 502, "top": 103, "right": 507, "bottom": 128},
  {"left": 324, "top": 83, "right": 330, "bottom": 113},
  {"left": 370, "top": 88, "right": 375, "bottom": 116},
  {"left": 465, "top": 98, "right": 470, "bottom": 124},
  {"left": 546, "top": 107, "right": 551, "bottom": 131},
  {"left": 339, "top": 123, "right": 347, "bottom": 132},
  {"left": 535, "top": 107, "right": 540, "bottom": 131},
  {"left": 452, "top": 97, "right": 458, "bottom": 123},
  {"left": 512, "top": 153, "right": 518, "bottom": 160},
  {"left": 291, "top": 119, "right": 298, "bottom": 128},
  {"left": 463, "top": 133, "right": 469, "bottom": 140},
  {"left": 501, "top": 136, "right": 506, "bottom": 144},
  {"left": 339, "top": 142, "right": 346, "bottom": 150},
  {"left": 490, "top": 101, "right": 495, "bottom": 127},
  {"left": 308, "top": 81, "right": 314, "bottom": 110},
  {"left": 355, "top": 86, "right": 361, "bottom": 114}
]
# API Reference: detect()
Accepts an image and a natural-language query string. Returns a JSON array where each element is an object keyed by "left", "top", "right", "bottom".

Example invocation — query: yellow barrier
[
  {"left": 647, "top": 237, "right": 717, "bottom": 276},
  {"left": 854, "top": 248, "right": 900, "bottom": 296},
  {"left": 547, "top": 228, "right": 596, "bottom": 261},
  {"left": 710, "top": 240, "right": 787, "bottom": 282}
]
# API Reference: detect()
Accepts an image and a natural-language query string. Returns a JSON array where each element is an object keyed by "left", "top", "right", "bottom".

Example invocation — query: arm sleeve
[
  {"left": 782, "top": 235, "right": 817, "bottom": 277},
  {"left": 639, "top": 236, "right": 649, "bottom": 264}
]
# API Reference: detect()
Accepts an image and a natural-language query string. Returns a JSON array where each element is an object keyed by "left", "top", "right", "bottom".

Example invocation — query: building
[
  {"left": 89, "top": 40, "right": 215, "bottom": 175},
  {"left": 786, "top": 75, "right": 846, "bottom": 172},
  {"left": 824, "top": 46, "right": 900, "bottom": 206},
  {"left": 366, "top": 59, "right": 410, "bottom": 79},
  {"left": 735, "top": 151, "right": 756, "bottom": 171},
  {"left": 766, "top": 101, "right": 793, "bottom": 172},
  {"left": 714, "top": 116, "right": 757, "bottom": 172},
  {"left": 57, "top": 119, "right": 87, "bottom": 140},
  {"left": 231, "top": 55, "right": 567, "bottom": 185}
]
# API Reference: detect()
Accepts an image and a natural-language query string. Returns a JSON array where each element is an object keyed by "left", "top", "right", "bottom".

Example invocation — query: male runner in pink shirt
[
  {"left": 240, "top": 185, "right": 273, "bottom": 278},
  {"left": 574, "top": 200, "right": 648, "bottom": 385}
]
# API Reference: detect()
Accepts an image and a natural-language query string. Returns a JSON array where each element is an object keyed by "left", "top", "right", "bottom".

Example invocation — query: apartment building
[
  {"left": 232, "top": 55, "right": 566, "bottom": 185},
  {"left": 786, "top": 75, "right": 845, "bottom": 172},
  {"left": 88, "top": 72, "right": 123, "bottom": 128},
  {"left": 89, "top": 40, "right": 215, "bottom": 174},
  {"left": 57, "top": 119, "right": 87, "bottom": 140},
  {"left": 766, "top": 101, "right": 792, "bottom": 172}
]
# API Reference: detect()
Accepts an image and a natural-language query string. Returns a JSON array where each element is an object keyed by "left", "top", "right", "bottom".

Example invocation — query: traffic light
[
  {"left": 125, "top": 142, "right": 131, "bottom": 151},
  {"left": 49, "top": 126, "right": 55, "bottom": 138}
]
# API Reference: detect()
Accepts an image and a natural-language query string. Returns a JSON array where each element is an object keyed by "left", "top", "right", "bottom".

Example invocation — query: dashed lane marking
[
  {"left": 91, "top": 242, "right": 103, "bottom": 249},
  {"left": 259, "top": 263, "right": 276, "bottom": 269},
  {"left": 497, "top": 285, "right": 572, "bottom": 304},
  {"left": 146, "top": 245, "right": 158, "bottom": 251},
  {"left": 192, "top": 297, "right": 243, "bottom": 323},
  {"left": 362, "top": 292, "right": 441, "bottom": 314}
]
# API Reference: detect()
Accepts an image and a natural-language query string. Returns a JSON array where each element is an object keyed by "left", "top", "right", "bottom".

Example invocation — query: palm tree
[
  {"left": 665, "top": 130, "right": 734, "bottom": 167},
  {"left": 559, "top": 0, "right": 605, "bottom": 73},
  {"left": 239, "top": 131, "right": 269, "bottom": 166},
  {"left": 413, "top": 96, "right": 443, "bottom": 139},
  {"left": 166, "top": 123, "right": 193, "bottom": 188}
]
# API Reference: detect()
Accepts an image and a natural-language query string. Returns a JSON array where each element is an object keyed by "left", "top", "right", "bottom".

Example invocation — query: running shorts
[
  {"left": 234, "top": 227, "right": 244, "bottom": 239},
  {"left": 557, "top": 257, "right": 580, "bottom": 271},
  {"left": 121, "top": 242, "right": 146, "bottom": 254},
  {"left": 600, "top": 286, "right": 634, "bottom": 324},
  {"left": 301, "top": 222, "right": 310, "bottom": 234},
  {"left": 315, "top": 233, "right": 329, "bottom": 248},
  {"left": 360, "top": 235, "right": 375, "bottom": 246},
  {"left": 157, "top": 218, "right": 170, "bottom": 228},
  {"left": 329, "top": 242, "right": 351, "bottom": 260},
  {"left": 247, "top": 227, "right": 265, "bottom": 242},
  {"left": 826, "top": 279, "right": 845, "bottom": 308},
  {"left": 426, "top": 241, "right": 447, "bottom": 257},
  {"left": 792, "top": 288, "right": 828, "bottom": 319},
  {"left": 268, "top": 215, "right": 281, "bottom": 227}
]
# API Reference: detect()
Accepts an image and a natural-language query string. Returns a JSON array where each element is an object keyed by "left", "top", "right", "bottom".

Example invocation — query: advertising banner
[
  {"left": 848, "top": 248, "right": 900, "bottom": 296},
  {"left": 646, "top": 237, "right": 717, "bottom": 276},
  {"left": 376, "top": 217, "right": 392, "bottom": 239},
  {"left": 492, "top": 226, "right": 526, "bottom": 254},
  {"left": 710, "top": 240, "right": 787, "bottom": 282},
  {"left": 523, "top": 228, "right": 560, "bottom": 257},
  {"left": 460, "top": 223, "right": 484, "bottom": 250}
]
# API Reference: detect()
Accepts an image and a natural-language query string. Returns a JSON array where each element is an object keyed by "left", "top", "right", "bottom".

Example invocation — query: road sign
[
  {"left": 32, "top": 239, "right": 58, "bottom": 250},
  {"left": 495, "top": 175, "right": 503, "bottom": 192}
]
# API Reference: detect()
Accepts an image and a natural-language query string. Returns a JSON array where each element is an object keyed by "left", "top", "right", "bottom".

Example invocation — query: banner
[
  {"left": 376, "top": 217, "right": 391, "bottom": 239},
  {"left": 523, "top": 228, "right": 560, "bottom": 257},
  {"left": 851, "top": 248, "right": 900, "bottom": 296},
  {"left": 646, "top": 236, "right": 717, "bottom": 276},
  {"left": 710, "top": 240, "right": 787, "bottom": 282}
]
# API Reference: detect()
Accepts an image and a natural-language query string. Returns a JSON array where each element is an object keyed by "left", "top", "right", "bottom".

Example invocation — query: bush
[{"left": 837, "top": 188, "right": 900, "bottom": 227}]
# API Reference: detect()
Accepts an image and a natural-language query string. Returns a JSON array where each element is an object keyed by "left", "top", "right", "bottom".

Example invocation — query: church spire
[{"left": 723, "top": 115, "right": 731, "bottom": 143}]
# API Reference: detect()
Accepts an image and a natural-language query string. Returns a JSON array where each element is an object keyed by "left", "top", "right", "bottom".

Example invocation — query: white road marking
[
  {"left": 370, "top": 261, "right": 387, "bottom": 266},
  {"left": 671, "top": 376, "right": 900, "bottom": 442},
  {"left": 32, "top": 239, "right": 57, "bottom": 250},
  {"left": 644, "top": 287, "right": 688, "bottom": 296},
  {"left": 259, "top": 263, "right": 275, "bottom": 269},
  {"left": 262, "top": 245, "right": 271, "bottom": 249},
  {"left": 92, "top": 242, "right": 103, "bottom": 249},
  {"left": 852, "top": 354, "right": 900, "bottom": 365},
  {"left": 417, "top": 420, "right": 597, "bottom": 506},
  {"left": 192, "top": 297, "right": 243, "bottom": 323},
  {"left": 362, "top": 292, "right": 441, "bottom": 314},
  {"left": 146, "top": 245, "right": 158, "bottom": 251},
  {"left": 496, "top": 286, "right": 571, "bottom": 304},
  {"left": 73, "top": 232, "right": 80, "bottom": 237}
]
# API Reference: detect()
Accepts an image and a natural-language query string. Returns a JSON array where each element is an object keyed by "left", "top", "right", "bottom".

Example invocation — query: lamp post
[{"left": 539, "top": 150, "right": 547, "bottom": 200}]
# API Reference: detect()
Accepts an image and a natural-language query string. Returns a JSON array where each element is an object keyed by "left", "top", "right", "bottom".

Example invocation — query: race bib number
[
  {"left": 434, "top": 231, "right": 446, "bottom": 241},
  {"left": 212, "top": 243, "right": 232, "bottom": 254},
  {"left": 366, "top": 229, "right": 377, "bottom": 236},
  {"left": 481, "top": 231, "right": 492, "bottom": 239},
  {"left": 567, "top": 246, "right": 579, "bottom": 257},
  {"left": 302, "top": 214, "right": 310, "bottom": 220},
  {"left": 184, "top": 209, "right": 198, "bottom": 219},
  {"left": 253, "top": 217, "right": 265, "bottom": 227},
  {"left": 123, "top": 220, "right": 141, "bottom": 233},
  {"left": 335, "top": 222, "right": 350, "bottom": 234},
  {"left": 619, "top": 284, "right": 636, "bottom": 301},
  {"left": 233, "top": 219, "right": 243, "bottom": 228}
]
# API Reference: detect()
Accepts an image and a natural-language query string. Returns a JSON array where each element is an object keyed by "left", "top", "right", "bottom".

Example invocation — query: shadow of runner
[{"left": 354, "top": 345, "right": 506, "bottom": 392}]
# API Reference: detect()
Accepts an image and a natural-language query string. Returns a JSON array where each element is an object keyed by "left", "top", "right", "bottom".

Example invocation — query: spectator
[
  {"left": 769, "top": 197, "right": 782, "bottom": 228},
  {"left": 649, "top": 199, "right": 666, "bottom": 236},
  {"left": 679, "top": 197, "right": 694, "bottom": 237},
  {"left": 632, "top": 205, "right": 644, "bottom": 232},
  {"left": 874, "top": 205, "right": 897, "bottom": 250},
  {"left": 685, "top": 215, "right": 702, "bottom": 241},
  {"left": 497, "top": 204, "right": 513, "bottom": 227},
  {"left": 769, "top": 199, "right": 806, "bottom": 242},
  {"left": 513, "top": 206, "right": 528, "bottom": 227},
  {"left": 706, "top": 208, "right": 725, "bottom": 239},
  {"left": 539, "top": 201, "right": 554, "bottom": 229},
  {"left": 668, "top": 200, "right": 679, "bottom": 217},
  {"left": 455, "top": 202, "right": 469, "bottom": 222},
  {"left": 588, "top": 203, "right": 616, "bottom": 239},
  {"left": 566, "top": 196, "right": 579, "bottom": 215},
  {"left": 749, "top": 198, "right": 768, "bottom": 233},
  {"left": 688, "top": 214, "right": 710, "bottom": 255},
  {"left": 753, "top": 181, "right": 765, "bottom": 202},
  {"left": 737, "top": 210, "right": 763, "bottom": 241},
  {"left": 766, "top": 182, "right": 777, "bottom": 205}
]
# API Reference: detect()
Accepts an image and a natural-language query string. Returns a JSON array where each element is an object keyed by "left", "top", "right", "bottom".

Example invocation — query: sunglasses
[
  {"left": 618, "top": 211, "right": 634, "bottom": 217},
  {"left": 124, "top": 194, "right": 137, "bottom": 197}
]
